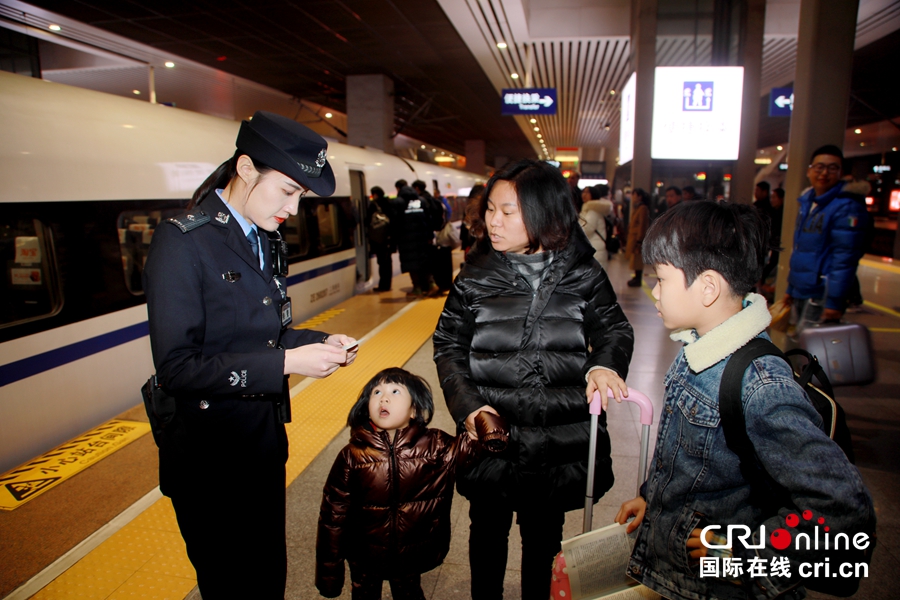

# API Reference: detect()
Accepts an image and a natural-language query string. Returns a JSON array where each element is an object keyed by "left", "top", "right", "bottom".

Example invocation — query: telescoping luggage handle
[{"left": 583, "top": 388, "right": 655, "bottom": 533}]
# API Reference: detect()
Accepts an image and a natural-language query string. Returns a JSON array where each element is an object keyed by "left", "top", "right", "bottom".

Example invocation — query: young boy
[{"left": 615, "top": 202, "right": 874, "bottom": 600}]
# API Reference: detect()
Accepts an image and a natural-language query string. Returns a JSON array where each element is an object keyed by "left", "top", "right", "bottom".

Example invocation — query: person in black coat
[
  {"left": 367, "top": 186, "right": 395, "bottom": 292},
  {"left": 393, "top": 185, "right": 440, "bottom": 296},
  {"left": 143, "top": 111, "right": 358, "bottom": 600},
  {"left": 433, "top": 160, "right": 635, "bottom": 600}
]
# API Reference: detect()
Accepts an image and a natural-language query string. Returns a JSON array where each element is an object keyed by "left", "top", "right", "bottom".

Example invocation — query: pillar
[
  {"left": 346, "top": 75, "right": 394, "bottom": 153},
  {"left": 630, "top": 0, "right": 658, "bottom": 194},
  {"left": 774, "top": 0, "right": 859, "bottom": 299},
  {"left": 465, "top": 140, "right": 486, "bottom": 175},
  {"left": 730, "top": 0, "right": 766, "bottom": 204}
]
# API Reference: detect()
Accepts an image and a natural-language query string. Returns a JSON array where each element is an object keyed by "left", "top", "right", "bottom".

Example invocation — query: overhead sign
[
  {"left": 651, "top": 66, "right": 744, "bottom": 161},
  {"left": 619, "top": 72, "right": 637, "bottom": 165},
  {"left": 769, "top": 87, "right": 794, "bottom": 117},
  {"left": 501, "top": 88, "right": 557, "bottom": 115}
]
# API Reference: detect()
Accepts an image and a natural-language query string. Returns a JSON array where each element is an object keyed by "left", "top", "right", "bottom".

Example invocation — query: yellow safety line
[
  {"left": 863, "top": 300, "right": 900, "bottom": 320},
  {"left": 870, "top": 327, "right": 900, "bottom": 333},
  {"left": 860, "top": 257, "right": 900, "bottom": 275},
  {"left": 31, "top": 298, "right": 446, "bottom": 600},
  {"left": 641, "top": 280, "right": 656, "bottom": 303},
  {"left": 293, "top": 308, "right": 345, "bottom": 329}
]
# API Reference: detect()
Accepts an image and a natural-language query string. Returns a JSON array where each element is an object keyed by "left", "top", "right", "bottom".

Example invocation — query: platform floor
[{"left": 2, "top": 251, "right": 899, "bottom": 600}]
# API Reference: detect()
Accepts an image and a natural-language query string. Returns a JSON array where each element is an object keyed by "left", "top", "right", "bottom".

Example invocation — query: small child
[
  {"left": 315, "top": 367, "right": 507, "bottom": 599},
  {"left": 615, "top": 202, "right": 874, "bottom": 600}
]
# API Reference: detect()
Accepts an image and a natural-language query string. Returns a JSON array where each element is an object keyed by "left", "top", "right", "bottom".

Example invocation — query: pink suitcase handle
[{"left": 589, "top": 388, "right": 654, "bottom": 426}]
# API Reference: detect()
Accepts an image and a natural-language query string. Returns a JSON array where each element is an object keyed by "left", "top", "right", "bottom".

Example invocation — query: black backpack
[
  {"left": 719, "top": 337, "right": 868, "bottom": 596},
  {"left": 604, "top": 215, "right": 620, "bottom": 254}
]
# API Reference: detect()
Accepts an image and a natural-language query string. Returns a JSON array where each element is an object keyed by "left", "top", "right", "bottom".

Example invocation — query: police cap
[{"left": 236, "top": 111, "right": 336, "bottom": 196}]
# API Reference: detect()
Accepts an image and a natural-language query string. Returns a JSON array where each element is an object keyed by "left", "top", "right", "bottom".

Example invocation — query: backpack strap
[
  {"left": 719, "top": 337, "right": 789, "bottom": 512},
  {"left": 784, "top": 348, "right": 835, "bottom": 399}
]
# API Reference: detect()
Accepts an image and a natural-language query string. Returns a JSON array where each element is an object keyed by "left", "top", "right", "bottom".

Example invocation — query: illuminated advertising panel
[
  {"left": 651, "top": 66, "right": 744, "bottom": 160},
  {"left": 619, "top": 72, "right": 637, "bottom": 165}
]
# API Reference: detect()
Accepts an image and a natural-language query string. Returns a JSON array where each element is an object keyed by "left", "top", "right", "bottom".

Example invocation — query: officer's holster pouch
[{"left": 141, "top": 375, "right": 177, "bottom": 448}]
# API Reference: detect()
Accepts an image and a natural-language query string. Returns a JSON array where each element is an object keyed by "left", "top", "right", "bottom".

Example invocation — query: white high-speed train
[{"left": 0, "top": 70, "right": 484, "bottom": 474}]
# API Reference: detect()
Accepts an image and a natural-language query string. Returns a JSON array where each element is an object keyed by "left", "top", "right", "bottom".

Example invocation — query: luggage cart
[{"left": 550, "top": 388, "right": 660, "bottom": 600}]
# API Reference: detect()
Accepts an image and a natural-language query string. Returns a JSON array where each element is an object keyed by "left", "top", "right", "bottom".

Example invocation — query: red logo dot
[
  {"left": 825, "top": 526, "right": 830, "bottom": 532},
  {"left": 818, "top": 517, "right": 825, "bottom": 524},
  {"left": 802, "top": 510, "right": 813, "bottom": 520},
  {"left": 785, "top": 513, "right": 799, "bottom": 527},
  {"left": 770, "top": 528, "right": 792, "bottom": 550}
]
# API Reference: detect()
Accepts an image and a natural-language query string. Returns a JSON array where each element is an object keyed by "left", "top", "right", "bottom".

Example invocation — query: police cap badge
[{"left": 236, "top": 111, "right": 336, "bottom": 197}]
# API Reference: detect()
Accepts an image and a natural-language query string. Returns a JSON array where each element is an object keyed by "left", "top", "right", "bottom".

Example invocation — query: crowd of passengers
[{"left": 144, "top": 111, "right": 874, "bottom": 600}]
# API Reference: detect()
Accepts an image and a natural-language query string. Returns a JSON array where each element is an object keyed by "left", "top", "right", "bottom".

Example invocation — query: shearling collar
[{"left": 669, "top": 293, "right": 771, "bottom": 373}]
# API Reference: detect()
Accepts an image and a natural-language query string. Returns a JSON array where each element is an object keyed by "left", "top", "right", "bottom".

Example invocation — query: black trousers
[
  {"left": 372, "top": 242, "right": 393, "bottom": 290},
  {"left": 170, "top": 464, "right": 287, "bottom": 600},
  {"left": 349, "top": 569, "right": 425, "bottom": 600},
  {"left": 468, "top": 499, "right": 565, "bottom": 600}
]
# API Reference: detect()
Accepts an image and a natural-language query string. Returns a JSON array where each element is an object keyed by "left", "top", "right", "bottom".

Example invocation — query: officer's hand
[
  {"left": 464, "top": 405, "right": 499, "bottom": 441},
  {"left": 284, "top": 343, "right": 348, "bottom": 378},
  {"left": 615, "top": 496, "right": 646, "bottom": 534},
  {"left": 323, "top": 334, "right": 359, "bottom": 366},
  {"left": 586, "top": 368, "right": 628, "bottom": 409}
]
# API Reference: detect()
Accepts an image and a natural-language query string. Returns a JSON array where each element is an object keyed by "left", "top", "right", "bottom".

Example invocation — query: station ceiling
[{"left": 11, "top": 0, "right": 900, "bottom": 166}]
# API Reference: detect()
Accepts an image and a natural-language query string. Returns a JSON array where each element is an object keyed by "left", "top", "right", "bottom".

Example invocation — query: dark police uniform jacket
[{"left": 143, "top": 191, "right": 324, "bottom": 496}]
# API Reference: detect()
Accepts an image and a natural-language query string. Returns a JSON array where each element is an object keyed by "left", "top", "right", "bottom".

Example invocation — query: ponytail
[{"left": 188, "top": 151, "right": 276, "bottom": 209}]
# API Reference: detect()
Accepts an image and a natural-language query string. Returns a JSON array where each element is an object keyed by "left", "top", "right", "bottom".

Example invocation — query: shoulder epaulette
[{"left": 167, "top": 210, "right": 210, "bottom": 233}]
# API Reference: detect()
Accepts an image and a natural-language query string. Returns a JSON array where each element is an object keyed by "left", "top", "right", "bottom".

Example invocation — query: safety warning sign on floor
[{"left": 0, "top": 419, "right": 150, "bottom": 510}]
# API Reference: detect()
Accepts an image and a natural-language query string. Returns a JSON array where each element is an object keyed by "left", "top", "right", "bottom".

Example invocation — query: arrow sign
[
  {"left": 501, "top": 87, "right": 557, "bottom": 115},
  {"left": 769, "top": 87, "right": 794, "bottom": 117}
]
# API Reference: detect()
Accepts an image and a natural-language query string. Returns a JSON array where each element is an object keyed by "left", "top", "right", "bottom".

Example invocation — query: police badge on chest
[{"left": 279, "top": 297, "right": 292, "bottom": 328}]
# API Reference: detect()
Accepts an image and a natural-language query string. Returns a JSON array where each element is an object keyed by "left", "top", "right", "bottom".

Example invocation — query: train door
[{"left": 348, "top": 168, "right": 370, "bottom": 284}]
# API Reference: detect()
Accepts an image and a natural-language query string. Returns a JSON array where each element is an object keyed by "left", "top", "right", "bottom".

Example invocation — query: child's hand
[
  {"left": 586, "top": 368, "right": 628, "bottom": 409},
  {"left": 687, "top": 528, "right": 715, "bottom": 559},
  {"left": 615, "top": 496, "right": 646, "bottom": 533},
  {"left": 465, "top": 405, "right": 500, "bottom": 441}
]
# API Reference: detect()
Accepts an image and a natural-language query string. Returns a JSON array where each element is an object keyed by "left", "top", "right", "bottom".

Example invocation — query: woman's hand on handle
[
  {"left": 615, "top": 496, "right": 646, "bottom": 534},
  {"left": 464, "top": 405, "right": 500, "bottom": 441},
  {"left": 586, "top": 368, "right": 628, "bottom": 410}
]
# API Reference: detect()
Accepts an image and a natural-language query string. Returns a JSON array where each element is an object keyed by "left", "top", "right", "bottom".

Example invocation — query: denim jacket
[{"left": 627, "top": 294, "right": 875, "bottom": 600}]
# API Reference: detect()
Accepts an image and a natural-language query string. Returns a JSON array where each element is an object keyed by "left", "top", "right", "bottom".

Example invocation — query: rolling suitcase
[
  {"left": 550, "top": 388, "right": 661, "bottom": 600},
  {"left": 798, "top": 322, "right": 875, "bottom": 386}
]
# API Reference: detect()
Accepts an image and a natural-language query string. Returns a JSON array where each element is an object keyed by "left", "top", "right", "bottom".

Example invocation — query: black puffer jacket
[{"left": 433, "top": 231, "right": 634, "bottom": 511}]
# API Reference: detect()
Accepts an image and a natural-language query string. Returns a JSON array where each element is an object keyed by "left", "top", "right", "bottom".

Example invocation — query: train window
[
  {"left": 0, "top": 218, "right": 63, "bottom": 329},
  {"left": 283, "top": 213, "right": 310, "bottom": 259},
  {"left": 316, "top": 203, "right": 342, "bottom": 250},
  {"left": 117, "top": 209, "right": 181, "bottom": 295}
]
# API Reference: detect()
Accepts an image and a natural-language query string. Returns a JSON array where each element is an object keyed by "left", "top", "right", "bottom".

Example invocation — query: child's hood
[{"left": 669, "top": 293, "right": 771, "bottom": 373}]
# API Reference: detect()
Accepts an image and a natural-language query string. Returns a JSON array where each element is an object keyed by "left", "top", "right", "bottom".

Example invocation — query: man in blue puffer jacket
[{"left": 785, "top": 144, "right": 869, "bottom": 323}]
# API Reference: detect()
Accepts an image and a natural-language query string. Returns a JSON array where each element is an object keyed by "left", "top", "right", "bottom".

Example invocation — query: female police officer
[{"left": 143, "top": 111, "right": 358, "bottom": 599}]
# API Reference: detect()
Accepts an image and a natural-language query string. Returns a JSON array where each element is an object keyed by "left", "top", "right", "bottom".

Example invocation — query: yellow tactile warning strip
[
  {"left": 28, "top": 298, "right": 446, "bottom": 600},
  {"left": 293, "top": 307, "right": 345, "bottom": 329},
  {"left": 0, "top": 421, "right": 150, "bottom": 511},
  {"left": 863, "top": 300, "right": 900, "bottom": 320},
  {"left": 860, "top": 256, "right": 900, "bottom": 275}
]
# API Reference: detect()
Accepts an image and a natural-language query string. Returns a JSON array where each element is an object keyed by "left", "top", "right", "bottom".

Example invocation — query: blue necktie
[{"left": 247, "top": 229, "right": 260, "bottom": 267}]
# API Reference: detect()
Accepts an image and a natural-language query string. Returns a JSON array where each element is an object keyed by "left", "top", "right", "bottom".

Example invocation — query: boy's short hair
[
  {"left": 756, "top": 181, "right": 770, "bottom": 192},
  {"left": 643, "top": 201, "right": 769, "bottom": 297},
  {"left": 810, "top": 144, "right": 843, "bottom": 164},
  {"left": 347, "top": 367, "right": 434, "bottom": 429}
]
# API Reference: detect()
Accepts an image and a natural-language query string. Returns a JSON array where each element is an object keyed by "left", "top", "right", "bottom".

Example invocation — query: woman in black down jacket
[{"left": 433, "top": 160, "right": 634, "bottom": 600}]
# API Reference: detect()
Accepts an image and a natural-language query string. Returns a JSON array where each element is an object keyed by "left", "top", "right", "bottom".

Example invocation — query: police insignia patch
[
  {"left": 316, "top": 149, "right": 327, "bottom": 168},
  {"left": 216, "top": 212, "right": 230, "bottom": 224}
]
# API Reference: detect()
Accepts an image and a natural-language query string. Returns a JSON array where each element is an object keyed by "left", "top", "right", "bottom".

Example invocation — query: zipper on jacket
[{"left": 388, "top": 431, "right": 400, "bottom": 554}]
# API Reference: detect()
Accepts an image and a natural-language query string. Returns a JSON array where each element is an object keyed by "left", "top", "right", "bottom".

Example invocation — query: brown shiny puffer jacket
[{"left": 315, "top": 416, "right": 506, "bottom": 597}]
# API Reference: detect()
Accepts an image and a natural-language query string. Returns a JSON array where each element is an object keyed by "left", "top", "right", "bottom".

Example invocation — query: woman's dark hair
[
  {"left": 347, "top": 367, "right": 434, "bottom": 429},
  {"left": 478, "top": 159, "right": 578, "bottom": 253},
  {"left": 189, "top": 150, "right": 274, "bottom": 208},
  {"left": 642, "top": 201, "right": 769, "bottom": 297},
  {"left": 370, "top": 186, "right": 385, "bottom": 198},
  {"left": 632, "top": 188, "right": 651, "bottom": 206}
]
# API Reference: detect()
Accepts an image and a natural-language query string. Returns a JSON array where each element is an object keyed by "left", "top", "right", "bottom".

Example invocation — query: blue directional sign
[
  {"left": 769, "top": 87, "right": 793, "bottom": 117},
  {"left": 501, "top": 88, "right": 557, "bottom": 115}
]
